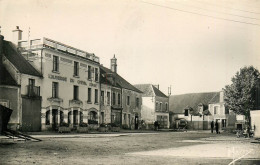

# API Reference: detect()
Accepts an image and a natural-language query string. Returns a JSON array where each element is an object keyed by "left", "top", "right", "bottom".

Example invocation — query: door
[
  {"left": 135, "top": 115, "right": 138, "bottom": 130},
  {"left": 101, "top": 112, "right": 104, "bottom": 124},
  {"left": 52, "top": 109, "right": 58, "bottom": 130}
]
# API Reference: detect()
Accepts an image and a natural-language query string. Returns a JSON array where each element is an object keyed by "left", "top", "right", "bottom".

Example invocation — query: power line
[
  {"left": 194, "top": 0, "right": 260, "bottom": 15},
  {"left": 171, "top": 1, "right": 260, "bottom": 20},
  {"left": 140, "top": 1, "right": 260, "bottom": 27}
]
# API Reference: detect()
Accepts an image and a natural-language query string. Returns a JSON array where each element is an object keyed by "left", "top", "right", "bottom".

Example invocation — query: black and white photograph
[{"left": 0, "top": 0, "right": 260, "bottom": 164}]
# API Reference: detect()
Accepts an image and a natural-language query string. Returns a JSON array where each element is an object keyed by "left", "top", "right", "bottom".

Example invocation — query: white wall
[{"left": 141, "top": 97, "right": 155, "bottom": 124}]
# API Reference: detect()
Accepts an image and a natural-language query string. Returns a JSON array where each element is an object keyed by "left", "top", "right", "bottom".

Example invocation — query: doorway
[
  {"left": 135, "top": 115, "right": 138, "bottom": 130},
  {"left": 52, "top": 109, "right": 58, "bottom": 130}
]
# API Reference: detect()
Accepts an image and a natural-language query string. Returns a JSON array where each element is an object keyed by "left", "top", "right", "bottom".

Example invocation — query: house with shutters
[
  {"left": 134, "top": 84, "right": 169, "bottom": 129},
  {"left": 169, "top": 91, "right": 238, "bottom": 130},
  {"left": 0, "top": 32, "right": 43, "bottom": 131},
  {"left": 100, "top": 55, "right": 143, "bottom": 129}
]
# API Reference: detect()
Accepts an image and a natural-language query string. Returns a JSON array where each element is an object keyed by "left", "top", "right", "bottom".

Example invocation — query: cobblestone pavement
[{"left": 0, "top": 131, "right": 259, "bottom": 165}]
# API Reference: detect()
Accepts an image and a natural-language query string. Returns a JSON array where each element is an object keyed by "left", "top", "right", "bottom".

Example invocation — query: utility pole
[{"left": 168, "top": 85, "right": 172, "bottom": 96}]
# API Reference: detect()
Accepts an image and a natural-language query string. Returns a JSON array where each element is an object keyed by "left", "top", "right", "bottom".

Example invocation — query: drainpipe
[
  {"left": 0, "top": 34, "right": 4, "bottom": 62},
  {"left": 99, "top": 71, "right": 101, "bottom": 126},
  {"left": 120, "top": 87, "right": 123, "bottom": 128}
]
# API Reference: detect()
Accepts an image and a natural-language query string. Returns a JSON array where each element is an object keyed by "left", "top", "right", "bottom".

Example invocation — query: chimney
[
  {"left": 220, "top": 91, "right": 224, "bottom": 102},
  {"left": 0, "top": 29, "right": 4, "bottom": 62},
  {"left": 110, "top": 54, "right": 117, "bottom": 73},
  {"left": 12, "top": 26, "right": 23, "bottom": 46}
]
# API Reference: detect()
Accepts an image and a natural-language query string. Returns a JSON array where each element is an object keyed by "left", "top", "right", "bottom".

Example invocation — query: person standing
[
  {"left": 211, "top": 121, "right": 214, "bottom": 133},
  {"left": 215, "top": 121, "right": 219, "bottom": 134}
]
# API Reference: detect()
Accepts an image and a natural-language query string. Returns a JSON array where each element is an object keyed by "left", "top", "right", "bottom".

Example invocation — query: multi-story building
[
  {"left": 2, "top": 27, "right": 101, "bottom": 131},
  {"left": 0, "top": 32, "right": 43, "bottom": 131},
  {"left": 134, "top": 84, "right": 169, "bottom": 129},
  {"left": 100, "top": 55, "right": 143, "bottom": 129},
  {"left": 169, "top": 91, "right": 238, "bottom": 130}
]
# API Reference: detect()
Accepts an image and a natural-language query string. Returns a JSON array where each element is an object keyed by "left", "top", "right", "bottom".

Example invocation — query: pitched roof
[
  {"left": 152, "top": 85, "right": 168, "bottom": 98},
  {"left": 3, "top": 41, "right": 42, "bottom": 77},
  {"left": 134, "top": 84, "right": 168, "bottom": 98},
  {"left": 0, "top": 65, "right": 18, "bottom": 86},
  {"left": 134, "top": 84, "right": 154, "bottom": 96},
  {"left": 169, "top": 92, "right": 219, "bottom": 114},
  {"left": 100, "top": 65, "right": 142, "bottom": 93}
]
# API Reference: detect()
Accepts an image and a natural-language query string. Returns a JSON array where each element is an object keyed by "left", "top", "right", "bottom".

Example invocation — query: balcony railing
[{"left": 27, "top": 85, "right": 40, "bottom": 97}]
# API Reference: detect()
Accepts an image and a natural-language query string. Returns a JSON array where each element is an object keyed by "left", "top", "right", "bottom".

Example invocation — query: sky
[{"left": 0, "top": 0, "right": 260, "bottom": 95}]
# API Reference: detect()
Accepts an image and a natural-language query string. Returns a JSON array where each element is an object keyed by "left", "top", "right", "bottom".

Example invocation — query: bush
[
  {"left": 122, "top": 124, "right": 129, "bottom": 129},
  {"left": 88, "top": 120, "right": 98, "bottom": 124},
  {"left": 79, "top": 122, "right": 88, "bottom": 127},
  {"left": 111, "top": 123, "right": 120, "bottom": 127},
  {"left": 60, "top": 122, "right": 69, "bottom": 127},
  {"left": 100, "top": 123, "right": 107, "bottom": 127}
]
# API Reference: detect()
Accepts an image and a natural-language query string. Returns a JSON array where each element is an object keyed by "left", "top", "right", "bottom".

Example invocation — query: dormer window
[{"left": 184, "top": 109, "right": 189, "bottom": 116}]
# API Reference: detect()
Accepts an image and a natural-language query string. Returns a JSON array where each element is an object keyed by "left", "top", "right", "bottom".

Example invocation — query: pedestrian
[
  {"left": 154, "top": 121, "right": 159, "bottom": 131},
  {"left": 211, "top": 121, "right": 214, "bottom": 133},
  {"left": 246, "top": 125, "right": 250, "bottom": 138},
  {"left": 215, "top": 121, "right": 219, "bottom": 134}
]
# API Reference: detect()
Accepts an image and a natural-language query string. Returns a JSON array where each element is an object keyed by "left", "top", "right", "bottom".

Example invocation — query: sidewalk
[{"left": 0, "top": 129, "right": 230, "bottom": 139}]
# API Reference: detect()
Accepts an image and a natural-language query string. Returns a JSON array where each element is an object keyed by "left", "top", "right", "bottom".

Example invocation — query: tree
[{"left": 223, "top": 66, "right": 260, "bottom": 123}]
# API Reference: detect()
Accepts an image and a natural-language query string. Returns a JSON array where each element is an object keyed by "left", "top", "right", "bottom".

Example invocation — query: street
[{"left": 1, "top": 131, "right": 260, "bottom": 165}]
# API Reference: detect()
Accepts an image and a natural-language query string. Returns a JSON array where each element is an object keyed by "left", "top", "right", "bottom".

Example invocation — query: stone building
[
  {"left": 1, "top": 27, "right": 101, "bottom": 131},
  {"left": 169, "top": 91, "right": 238, "bottom": 130},
  {"left": 0, "top": 32, "right": 42, "bottom": 131},
  {"left": 134, "top": 84, "right": 169, "bottom": 129},
  {"left": 100, "top": 55, "right": 143, "bottom": 129}
]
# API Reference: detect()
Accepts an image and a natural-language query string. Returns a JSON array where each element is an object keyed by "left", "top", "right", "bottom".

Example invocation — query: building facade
[
  {"left": 134, "top": 84, "right": 169, "bottom": 129},
  {"left": 169, "top": 91, "right": 238, "bottom": 130},
  {"left": 100, "top": 56, "right": 142, "bottom": 129},
  {"left": 20, "top": 38, "right": 100, "bottom": 131},
  {"left": 0, "top": 32, "right": 43, "bottom": 131}
]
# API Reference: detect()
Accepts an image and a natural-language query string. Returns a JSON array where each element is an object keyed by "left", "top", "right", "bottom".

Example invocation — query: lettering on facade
[
  {"left": 60, "top": 57, "right": 72, "bottom": 64},
  {"left": 70, "top": 78, "right": 74, "bottom": 83},
  {"left": 77, "top": 80, "right": 87, "bottom": 85},
  {"left": 89, "top": 82, "right": 97, "bottom": 87},
  {"left": 80, "top": 63, "right": 88, "bottom": 68},
  {"left": 48, "top": 74, "right": 67, "bottom": 82}
]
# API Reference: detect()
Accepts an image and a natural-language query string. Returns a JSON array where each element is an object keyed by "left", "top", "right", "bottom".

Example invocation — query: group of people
[{"left": 211, "top": 120, "right": 220, "bottom": 134}]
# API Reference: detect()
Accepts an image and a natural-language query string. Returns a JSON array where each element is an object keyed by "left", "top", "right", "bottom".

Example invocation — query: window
[
  {"left": 88, "top": 88, "right": 92, "bottom": 102},
  {"left": 113, "top": 92, "right": 116, "bottom": 105},
  {"left": 101, "top": 91, "right": 104, "bottom": 105},
  {"left": 136, "top": 98, "right": 139, "bottom": 108},
  {"left": 124, "top": 114, "right": 126, "bottom": 124},
  {"left": 128, "top": 114, "right": 131, "bottom": 126},
  {"left": 156, "top": 102, "right": 159, "bottom": 111},
  {"left": 165, "top": 103, "right": 168, "bottom": 111},
  {"left": 225, "top": 107, "right": 229, "bottom": 114},
  {"left": 52, "top": 82, "right": 58, "bottom": 98},
  {"left": 74, "top": 61, "right": 79, "bottom": 76},
  {"left": 118, "top": 93, "right": 121, "bottom": 105},
  {"left": 95, "top": 89, "right": 98, "bottom": 103},
  {"left": 88, "top": 66, "right": 92, "bottom": 80},
  {"left": 73, "top": 85, "right": 79, "bottom": 100},
  {"left": 127, "top": 96, "right": 130, "bottom": 106},
  {"left": 160, "top": 102, "right": 162, "bottom": 111},
  {"left": 95, "top": 68, "right": 99, "bottom": 82},
  {"left": 46, "top": 110, "right": 50, "bottom": 125},
  {"left": 29, "top": 79, "right": 35, "bottom": 86},
  {"left": 107, "top": 92, "right": 110, "bottom": 105},
  {"left": 53, "top": 55, "right": 59, "bottom": 72},
  {"left": 214, "top": 106, "right": 218, "bottom": 114},
  {"left": 185, "top": 109, "right": 189, "bottom": 116},
  {"left": 222, "top": 119, "right": 227, "bottom": 128}
]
